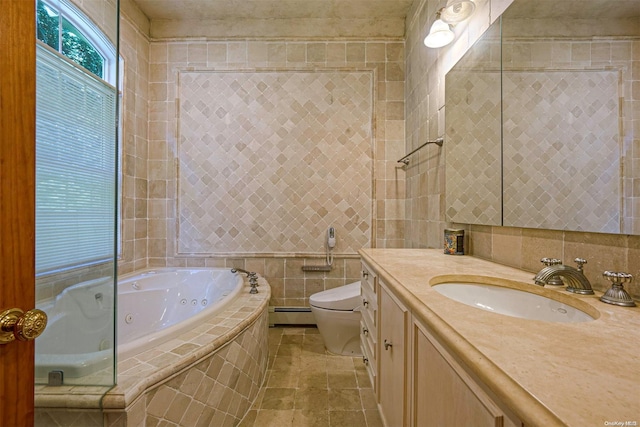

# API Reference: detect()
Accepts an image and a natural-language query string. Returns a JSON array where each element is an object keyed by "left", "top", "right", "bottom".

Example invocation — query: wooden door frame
[{"left": 0, "top": 1, "right": 37, "bottom": 425}]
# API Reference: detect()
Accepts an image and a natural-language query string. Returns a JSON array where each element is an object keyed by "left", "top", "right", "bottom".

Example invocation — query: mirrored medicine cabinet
[{"left": 445, "top": 0, "right": 640, "bottom": 234}]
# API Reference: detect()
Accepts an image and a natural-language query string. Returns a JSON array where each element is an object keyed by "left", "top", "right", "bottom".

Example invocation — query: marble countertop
[{"left": 359, "top": 248, "right": 640, "bottom": 427}]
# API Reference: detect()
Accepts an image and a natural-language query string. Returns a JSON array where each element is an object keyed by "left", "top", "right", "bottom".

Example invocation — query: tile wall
[
  {"left": 40, "top": 1, "right": 407, "bottom": 308},
  {"left": 176, "top": 70, "right": 372, "bottom": 255},
  {"left": 145, "top": 39, "right": 406, "bottom": 306},
  {"left": 118, "top": 0, "right": 152, "bottom": 275},
  {"left": 404, "top": 0, "right": 640, "bottom": 299}
]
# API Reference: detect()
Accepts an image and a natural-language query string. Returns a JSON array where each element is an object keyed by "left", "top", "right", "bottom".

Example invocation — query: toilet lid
[{"left": 309, "top": 281, "right": 361, "bottom": 311}]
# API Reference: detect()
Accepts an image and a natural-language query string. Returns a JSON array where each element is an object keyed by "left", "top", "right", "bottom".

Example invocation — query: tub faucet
[
  {"left": 231, "top": 268, "right": 259, "bottom": 294},
  {"left": 231, "top": 268, "right": 256, "bottom": 278},
  {"left": 533, "top": 263, "right": 594, "bottom": 295}
]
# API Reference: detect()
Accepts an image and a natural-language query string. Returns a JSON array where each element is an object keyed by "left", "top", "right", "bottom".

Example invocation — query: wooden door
[{"left": 0, "top": 1, "right": 37, "bottom": 425}]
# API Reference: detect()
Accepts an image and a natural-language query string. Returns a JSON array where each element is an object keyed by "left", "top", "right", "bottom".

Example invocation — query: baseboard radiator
[{"left": 268, "top": 306, "right": 316, "bottom": 326}]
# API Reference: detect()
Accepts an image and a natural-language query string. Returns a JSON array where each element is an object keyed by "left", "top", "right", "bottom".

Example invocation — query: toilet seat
[{"left": 309, "top": 281, "right": 361, "bottom": 311}]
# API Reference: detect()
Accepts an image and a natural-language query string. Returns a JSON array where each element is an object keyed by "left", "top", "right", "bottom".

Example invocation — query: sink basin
[{"left": 432, "top": 282, "right": 595, "bottom": 323}]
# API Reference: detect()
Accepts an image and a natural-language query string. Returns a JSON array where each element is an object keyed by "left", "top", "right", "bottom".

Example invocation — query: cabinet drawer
[
  {"left": 360, "top": 319, "right": 377, "bottom": 362},
  {"left": 361, "top": 262, "right": 377, "bottom": 295},
  {"left": 360, "top": 275, "right": 377, "bottom": 326},
  {"left": 360, "top": 329, "right": 377, "bottom": 393}
]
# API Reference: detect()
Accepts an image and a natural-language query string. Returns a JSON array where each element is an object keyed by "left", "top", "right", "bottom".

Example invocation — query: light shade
[
  {"left": 423, "top": 18, "right": 455, "bottom": 48},
  {"left": 441, "top": 0, "right": 476, "bottom": 24}
]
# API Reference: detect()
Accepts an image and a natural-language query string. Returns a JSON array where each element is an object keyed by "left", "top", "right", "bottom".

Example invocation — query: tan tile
[
  {"left": 301, "top": 353, "right": 329, "bottom": 371},
  {"left": 364, "top": 408, "right": 384, "bottom": 427},
  {"left": 521, "top": 228, "right": 564, "bottom": 272},
  {"left": 346, "top": 43, "right": 365, "bottom": 63},
  {"left": 328, "top": 389, "right": 361, "bottom": 410},
  {"left": 266, "top": 369, "right": 300, "bottom": 388},
  {"left": 276, "top": 343, "right": 303, "bottom": 358},
  {"left": 307, "top": 43, "right": 327, "bottom": 62},
  {"left": 238, "top": 409, "right": 257, "bottom": 426},
  {"left": 271, "top": 356, "right": 301, "bottom": 373},
  {"left": 328, "top": 371, "right": 358, "bottom": 389},
  {"left": 261, "top": 388, "right": 296, "bottom": 410},
  {"left": 359, "top": 388, "right": 377, "bottom": 410},
  {"left": 366, "top": 43, "right": 386, "bottom": 62},
  {"left": 295, "top": 388, "right": 329, "bottom": 411},
  {"left": 563, "top": 231, "right": 628, "bottom": 293},
  {"left": 327, "top": 356, "right": 354, "bottom": 371},
  {"left": 491, "top": 227, "right": 523, "bottom": 268},
  {"left": 355, "top": 369, "right": 372, "bottom": 389},
  {"left": 292, "top": 410, "right": 330, "bottom": 427},
  {"left": 328, "top": 410, "right": 366, "bottom": 426},
  {"left": 281, "top": 334, "right": 304, "bottom": 345},
  {"left": 298, "top": 371, "right": 328, "bottom": 389},
  {"left": 253, "top": 409, "right": 294, "bottom": 427}
]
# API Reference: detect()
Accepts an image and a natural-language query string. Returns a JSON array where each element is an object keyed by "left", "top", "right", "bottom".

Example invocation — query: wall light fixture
[
  {"left": 441, "top": 0, "right": 476, "bottom": 24},
  {"left": 424, "top": 0, "right": 476, "bottom": 48}
]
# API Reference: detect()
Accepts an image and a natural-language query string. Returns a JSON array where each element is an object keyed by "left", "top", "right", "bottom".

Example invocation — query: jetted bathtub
[{"left": 35, "top": 268, "right": 243, "bottom": 379}]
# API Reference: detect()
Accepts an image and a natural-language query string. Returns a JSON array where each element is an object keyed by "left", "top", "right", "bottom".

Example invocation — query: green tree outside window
[{"left": 36, "top": 0, "right": 104, "bottom": 78}]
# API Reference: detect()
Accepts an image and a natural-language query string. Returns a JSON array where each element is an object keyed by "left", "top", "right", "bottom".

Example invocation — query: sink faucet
[{"left": 533, "top": 264, "right": 595, "bottom": 295}]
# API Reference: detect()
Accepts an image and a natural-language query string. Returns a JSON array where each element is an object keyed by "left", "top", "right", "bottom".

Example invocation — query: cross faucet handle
[
  {"left": 540, "top": 257, "right": 562, "bottom": 266},
  {"left": 574, "top": 258, "right": 587, "bottom": 272},
  {"left": 603, "top": 271, "right": 633, "bottom": 284}
]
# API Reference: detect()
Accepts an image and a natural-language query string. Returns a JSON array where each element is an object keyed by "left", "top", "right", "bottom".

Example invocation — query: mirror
[{"left": 445, "top": 0, "right": 640, "bottom": 234}]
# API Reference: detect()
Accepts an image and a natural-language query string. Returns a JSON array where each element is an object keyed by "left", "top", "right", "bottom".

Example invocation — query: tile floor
[{"left": 238, "top": 326, "right": 383, "bottom": 427}]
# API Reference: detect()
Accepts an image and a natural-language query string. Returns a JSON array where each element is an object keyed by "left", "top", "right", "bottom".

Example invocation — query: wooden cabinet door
[
  {"left": 379, "top": 284, "right": 409, "bottom": 427},
  {"left": 413, "top": 323, "right": 507, "bottom": 427}
]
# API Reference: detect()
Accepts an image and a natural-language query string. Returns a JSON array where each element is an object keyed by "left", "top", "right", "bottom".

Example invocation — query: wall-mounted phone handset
[{"left": 327, "top": 227, "right": 336, "bottom": 249}]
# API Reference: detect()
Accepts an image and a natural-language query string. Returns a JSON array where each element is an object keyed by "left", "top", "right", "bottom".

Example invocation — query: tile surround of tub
[{"left": 36, "top": 282, "right": 269, "bottom": 427}]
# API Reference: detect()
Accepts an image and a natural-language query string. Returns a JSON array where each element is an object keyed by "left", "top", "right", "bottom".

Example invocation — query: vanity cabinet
[
  {"left": 361, "top": 259, "right": 522, "bottom": 427},
  {"left": 378, "top": 281, "right": 410, "bottom": 427}
]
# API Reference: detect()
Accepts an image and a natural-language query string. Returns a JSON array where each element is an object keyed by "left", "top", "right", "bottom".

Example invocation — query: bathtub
[
  {"left": 35, "top": 268, "right": 243, "bottom": 379},
  {"left": 36, "top": 268, "right": 270, "bottom": 426}
]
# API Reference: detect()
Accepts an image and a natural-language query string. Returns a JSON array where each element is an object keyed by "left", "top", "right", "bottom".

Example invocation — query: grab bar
[{"left": 397, "top": 138, "right": 444, "bottom": 166}]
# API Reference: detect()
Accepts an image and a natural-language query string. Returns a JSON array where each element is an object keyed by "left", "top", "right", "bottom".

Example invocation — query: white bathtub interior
[{"left": 35, "top": 268, "right": 243, "bottom": 384}]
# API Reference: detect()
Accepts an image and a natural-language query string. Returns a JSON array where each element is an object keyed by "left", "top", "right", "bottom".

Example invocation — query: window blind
[{"left": 36, "top": 43, "right": 117, "bottom": 274}]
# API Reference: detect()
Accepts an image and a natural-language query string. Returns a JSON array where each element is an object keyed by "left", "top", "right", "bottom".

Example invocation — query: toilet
[{"left": 309, "top": 281, "right": 362, "bottom": 356}]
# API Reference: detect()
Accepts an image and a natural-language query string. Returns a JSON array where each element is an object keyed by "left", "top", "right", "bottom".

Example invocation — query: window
[{"left": 35, "top": 0, "right": 119, "bottom": 274}]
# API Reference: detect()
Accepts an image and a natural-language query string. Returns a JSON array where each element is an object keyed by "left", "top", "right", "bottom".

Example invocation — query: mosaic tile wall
[
  {"left": 445, "top": 70, "right": 502, "bottom": 226},
  {"left": 501, "top": 39, "right": 638, "bottom": 235},
  {"left": 502, "top": 70, "right": 620, "bottom": 232},
  {"left": 176, "top": 71, "right": 372, "bottom": 255},
  {"left": 444, "top": 24, "right": 624, "bottom": 234},
  {"left": 146, "top": 40, "right": 406, "bottom": 304}
]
